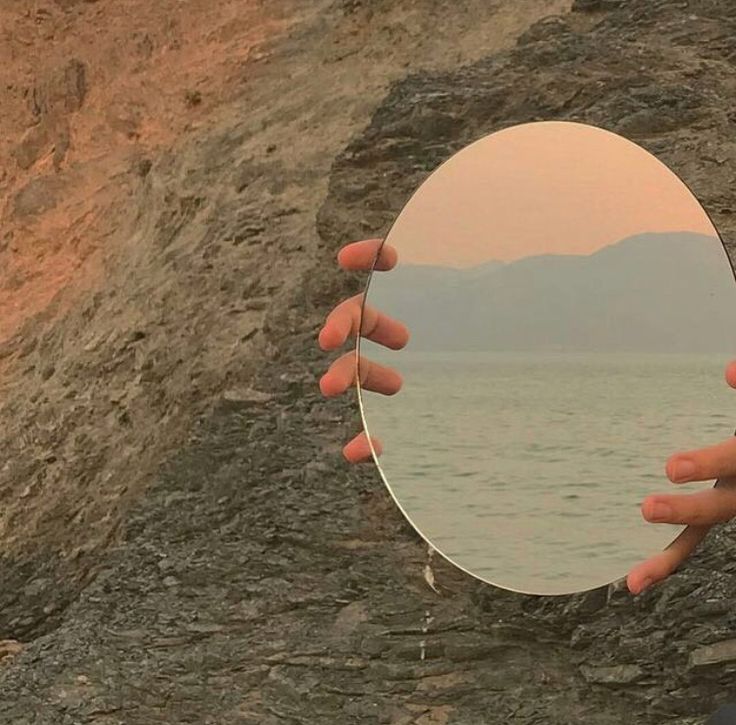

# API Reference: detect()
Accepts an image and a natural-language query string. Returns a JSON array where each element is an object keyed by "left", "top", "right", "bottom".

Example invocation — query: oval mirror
[{"left": 356, "top": 121, "right": 736, "bottom": 596}]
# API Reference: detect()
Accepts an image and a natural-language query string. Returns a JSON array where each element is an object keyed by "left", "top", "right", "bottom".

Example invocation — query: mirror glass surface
[{"left": 357, "top": 121, "right": 736, "bottom": 595}]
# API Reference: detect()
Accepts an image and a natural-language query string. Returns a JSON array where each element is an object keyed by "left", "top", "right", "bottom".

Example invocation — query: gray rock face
[
  {"left": 690, "top": 640, "right": 736, "bottom": 670},
  {"left": 2, "top": 1, "right": 736, "bottom": 724},
  {"left": 580, "top": 664, "right": 645, "bottom": 685}
]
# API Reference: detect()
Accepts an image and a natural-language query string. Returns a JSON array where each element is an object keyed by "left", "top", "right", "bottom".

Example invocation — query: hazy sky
[{"left": 388, "top": 121, "right": 717, "bottom": 268}]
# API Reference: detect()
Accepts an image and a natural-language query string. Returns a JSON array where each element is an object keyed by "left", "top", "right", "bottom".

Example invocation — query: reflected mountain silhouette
[{"left": 371, "top": 232, "right": 736, "bottom": 353}]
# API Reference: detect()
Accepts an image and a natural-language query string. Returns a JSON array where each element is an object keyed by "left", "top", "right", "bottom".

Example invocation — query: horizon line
[{"left": 394, "top": 229, "right": 722, "bottom": 270}]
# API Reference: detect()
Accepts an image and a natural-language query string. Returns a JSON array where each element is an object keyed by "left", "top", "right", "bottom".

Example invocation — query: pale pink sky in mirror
[{"left": 387, "top": 121, "right": 717, "bottom": 268}]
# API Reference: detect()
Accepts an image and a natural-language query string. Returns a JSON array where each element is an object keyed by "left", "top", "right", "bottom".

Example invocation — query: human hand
[
  {"left": 318, "top": 239, "right": 409, "bottom": 463},
  {"left": 628, "top": 388, "right": 736, "bottom": 595}
]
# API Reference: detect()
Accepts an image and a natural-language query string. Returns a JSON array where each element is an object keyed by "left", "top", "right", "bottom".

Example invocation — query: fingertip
[
  {"left": 343, "top": 441, "right": 370, "bottom": 464},
  {"left": 384, "top": 322, "right": 411, "bottom": 351},
  {"left": 337, "top": 239, "right": 383, "bottom": 271},
  {"left": 319, "top": 372, "right": 344, "bottom": 398},
  {"left": 317, "top": 327, "right": 331, "bottom": 351},
  {"left": 393, "top": 323, "right": 411, "bottom": 350},
  {"left": 640, "top": 496, "right": 656, "bottom": 522},
  {"left": 626, "top": 568, "right": 655, "bottom": 595},
  {"left": 343, "top": 434, "right": 382, "bottom": 463},
  {"left": 319, "top": 322, "right": 346, "bottom": 351},
  {"left": 640, "top": 495, "right": 676, "bottom": 524},
  {"left": 665, "top": 453, "right": 696, "bottom": 484},
  {"left": 376, "top": 244, "right": 398, "bottom": 271},
  {"left": 336, "top": 245, "right": 351, "bottom": 269},
  {"left": 726, "top": 360, "right": 736, "bottom": 388},
  {"left": 389, "top": 371, "right": 404, "bottom": 395}
]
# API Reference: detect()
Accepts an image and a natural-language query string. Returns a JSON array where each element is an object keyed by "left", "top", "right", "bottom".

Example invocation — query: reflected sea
[{"left": 360, "top": 349, "right": 734, "bottom": 593}]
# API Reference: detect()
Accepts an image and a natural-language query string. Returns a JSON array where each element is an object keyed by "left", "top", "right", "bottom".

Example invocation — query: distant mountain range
[{"left": 364, "top": 232, "right": 736, "bottom": 353}]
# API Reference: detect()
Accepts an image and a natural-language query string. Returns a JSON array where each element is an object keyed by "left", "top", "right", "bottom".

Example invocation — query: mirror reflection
[{"left": 357, "top": 121, "right": 736, "bottom": 595}]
